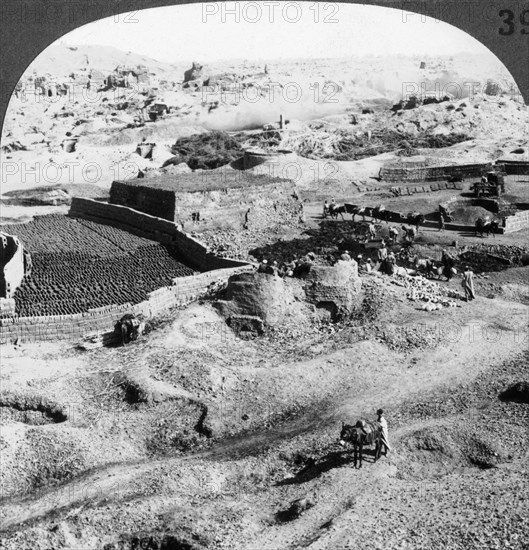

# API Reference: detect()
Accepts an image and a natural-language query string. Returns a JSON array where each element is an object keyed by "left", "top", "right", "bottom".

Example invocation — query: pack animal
[
  {"left": 345, "top": 204, "right": 370, "bottom": 222},
  {"left": 328, "top": 204, "right": 347, "bottom": 220},
  {"left": 413, "top": 256, "right": 439, "bottom": 278},
  {"left": 115, "top": 314, "right": 145, "bottom": 345},
  {"left": 339, "top": 420, "right": 382, "bottom": 468},
  {"left": 475, "top": 217, "right": 499, "bottom": 238},
  {"left": 372, "top": 205, "right": 390, "bottom": 223},
  {"left": 407, "top": 211, "right": 425, "bottom": 232}
]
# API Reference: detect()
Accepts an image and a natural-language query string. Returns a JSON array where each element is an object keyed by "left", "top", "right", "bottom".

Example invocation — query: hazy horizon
[
  {"left": 56, "top": 2, "right": 496, "bottom": 64},
  {"left": 45, "top": 42, "right": 498, "bottom": 67}
]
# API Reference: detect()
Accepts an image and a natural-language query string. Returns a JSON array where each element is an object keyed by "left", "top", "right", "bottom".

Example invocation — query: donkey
[
  {"left": 407, "top": 211, "right": 425, "bottom": 232},
  {"left": 475, "top": 217, "right": 500, "bottom": 238},
  {"left": 115, "top": 313, "right": 146, "bottom": 346},
  {"left": 372, "top": 205, "right": 391, "bottom": 224},
  {"left": 328, "top": 204, "right": 347, "bottom": 220},
  {"left": 345, "top": 204, "right": 370, "bottom": 222},
  {"left": 339, "top": 420, "right": 382, "bottom": 469}
]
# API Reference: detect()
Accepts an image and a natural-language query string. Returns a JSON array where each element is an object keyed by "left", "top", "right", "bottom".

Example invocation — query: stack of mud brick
[
  {"left": 391, "top": 181, "right": 464, "bottom": 195},
  {"left": 381, "top": 163, "right": 491, "bottom": 184},
  {"left": 503, "top": 210, "right": 529, "bottom": 233},
  {"left": 1, "top": 197, "right": 254, "bottom": 344}
]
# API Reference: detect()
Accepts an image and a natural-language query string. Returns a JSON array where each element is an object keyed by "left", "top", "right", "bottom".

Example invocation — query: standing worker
[
  {"left": 441, "top": 249, "right": 455, "bottom": 281},
  {"left": 389, "top": 226, "right": 398, "bottom": 244},
  {"left": 461, "top": 265, "right": 476, "bottom": 301},
  {"left": 376, "top": 409, "right": 391, "bottom": 456},
  {"left": 377, "top": 241, "right": 388, "bottom": 272},
  {"left": 438, "top": 212, "right": 445, "bottom": 232},
  {"left": 244, "top": 207, "right": 251, "bottom": 229},
  {"left": 298, "top": 202, "right": 306, "bottom": 223}
]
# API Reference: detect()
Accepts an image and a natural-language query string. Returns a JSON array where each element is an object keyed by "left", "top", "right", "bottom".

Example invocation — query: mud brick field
[{"left": 1, "top": 215, "right": 197, "bottom": 316}]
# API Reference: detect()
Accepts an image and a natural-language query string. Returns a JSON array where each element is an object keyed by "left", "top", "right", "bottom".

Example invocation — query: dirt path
[{"left": 303, "top": 200, "right": 529, "bottom": 248}]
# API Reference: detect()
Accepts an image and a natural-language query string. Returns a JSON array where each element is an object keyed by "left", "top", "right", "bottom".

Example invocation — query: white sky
[{"left": 58, "top": 3, "right": 490, "bottom": 63}]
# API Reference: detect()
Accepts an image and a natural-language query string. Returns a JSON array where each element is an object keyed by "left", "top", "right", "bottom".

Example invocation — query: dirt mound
[
  {"left": 117, "top": 369, "right": 194, "bottom": 405},
  {"left": 170, "top": 131, "right": 244, "bottom": 170},
  {"left": 450, "top": 205, "right": 495, "bottom": 224},
  {"left": 401, "top": 423, "right": 508, "bottom": 477},
  {"left": 214, "top": 263, "right": 362, "bottom": 332},
  {"left": 214, "top": 271, "right": 311, "bottom": 332}
]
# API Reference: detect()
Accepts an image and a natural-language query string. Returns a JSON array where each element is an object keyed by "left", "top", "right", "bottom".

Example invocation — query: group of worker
[
  {"left": 369, "top": 223, "right": 415, "bottom": 245},
  {"left": 257, "top": 252, "right": 317, "bottom": 278}
]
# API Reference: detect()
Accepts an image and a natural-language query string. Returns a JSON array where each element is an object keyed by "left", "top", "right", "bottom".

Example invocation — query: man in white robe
[{"left": 377, "top": 408, "right": 391, "bottom": 455}]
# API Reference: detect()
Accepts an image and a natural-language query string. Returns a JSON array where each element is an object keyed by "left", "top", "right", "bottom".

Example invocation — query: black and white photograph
[{"left": 0, "top": 1, "right": 528, "bottom": 548}]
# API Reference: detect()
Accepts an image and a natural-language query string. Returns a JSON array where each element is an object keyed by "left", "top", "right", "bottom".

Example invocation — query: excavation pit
[{"left": 0, "top": 394, "right": 67, "bottom": 425}]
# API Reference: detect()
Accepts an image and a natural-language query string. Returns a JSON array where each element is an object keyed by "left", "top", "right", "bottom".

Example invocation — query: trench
[{"left": 0, "top": 396, "right": 67, "bottom": 425}]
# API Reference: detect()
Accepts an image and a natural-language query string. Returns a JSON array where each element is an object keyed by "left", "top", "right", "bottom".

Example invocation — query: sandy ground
[{"left": 0, "top": 266, "right": 528, "bottom": 548}]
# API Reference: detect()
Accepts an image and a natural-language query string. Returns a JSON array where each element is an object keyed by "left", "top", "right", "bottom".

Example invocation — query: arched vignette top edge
[{"left": 0, "top": 0, "right": 527, "bottom": 139}]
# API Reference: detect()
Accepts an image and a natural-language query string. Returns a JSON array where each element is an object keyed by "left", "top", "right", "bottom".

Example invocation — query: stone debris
[{"left": 391, "top": 273, "right": 462, "bottom": 309}]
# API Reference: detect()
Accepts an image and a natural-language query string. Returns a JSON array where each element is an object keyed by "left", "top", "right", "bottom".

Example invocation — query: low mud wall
[
  {"left": 503, "top": 209, "right": 529, "bottom": 233},
  {"left": 68, "top": 198, "right": 249, "bottom": 272},
  {"left": 0, "top": 266, "right": 251, "bottom": 344},
  {"left": 1, "top": 199, "right": 253, "bottom": 344},
  {"left": 380, "top": 163, "right": 492, "bottom": 183},
  {"left": 499, "top": 160, "right": 529, "bottom": 176}
]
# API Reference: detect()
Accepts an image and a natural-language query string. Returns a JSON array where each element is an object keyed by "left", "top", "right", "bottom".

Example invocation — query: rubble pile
[
  {"left": 200, "top": 202, "right": 304, "bottom": 261},
  {"left": 392, "top": 274, "right": 462, "bottom": 309},
  {"left": 249, "top": 222, "right": 374, "bottom": 265},
  {"left": 282, "top": 124, "right": 470, "bottom": 161},
  {"left": 170, "top": 131, "right": 245, "bottom": 170},
  {"left": 462, "top": 243, "right": 529, "bottom": 270}
]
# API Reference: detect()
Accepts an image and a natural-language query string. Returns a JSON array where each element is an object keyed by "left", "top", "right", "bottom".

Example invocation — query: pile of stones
[{"left": 392, "top": 274, "right": 462, "bottom": 309}]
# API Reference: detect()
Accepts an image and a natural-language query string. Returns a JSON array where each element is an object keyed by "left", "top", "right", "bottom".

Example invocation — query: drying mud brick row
[
  {"left": 0, "top": 214, "right": 197, "bottom": 317},
  {"left": 0, "top": 265, "right": 252, "bottom": 344}
]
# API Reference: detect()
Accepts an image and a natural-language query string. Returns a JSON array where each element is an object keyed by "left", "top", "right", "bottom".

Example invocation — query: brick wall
[
  {"left": 1, "top": 199, "right": 253, "bottom": 344},
  {"left": 1, "top": 233, "right": 26, "bottom": 299},
  {"left": 0, "top": 266, "right": 252, "bottom": 344},
  {"left": 500, "top": 161, "right": 529, "bottom": 176},
  {"left": 68, "top": 198, "right": 249, "bottom": 271},
  {"left": 381, "top": 163, "right": 492, "bottom": 183},
  {"left": 109, "top": 182, "right": 176, "bottom": 220},
  {"left": 110, "top": 179, "right": 297, "bottom": 228},
  {"left": 503, "top": 210, "right": 529, "bottom": 233},
  {"left": 390, "top": 181, "right": 464, "bottom": 195}
]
